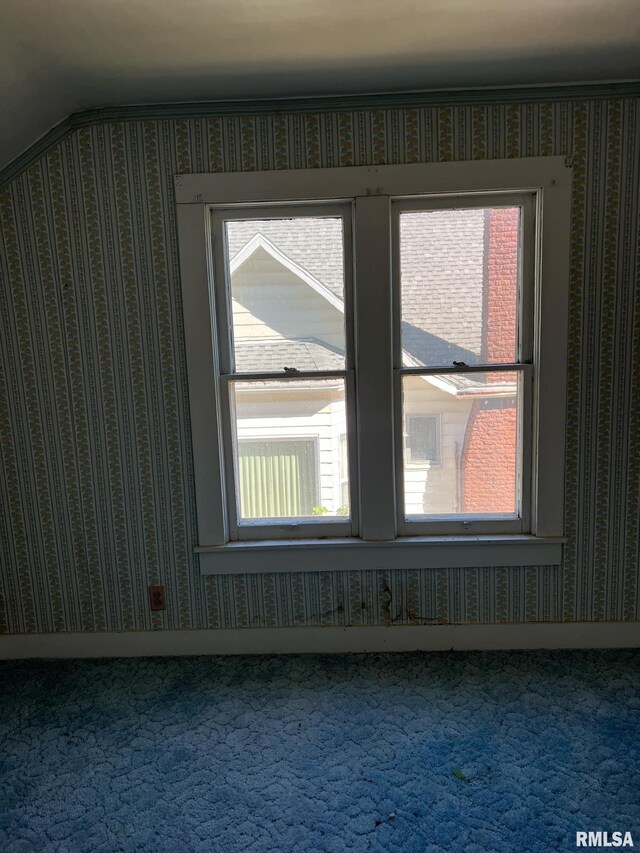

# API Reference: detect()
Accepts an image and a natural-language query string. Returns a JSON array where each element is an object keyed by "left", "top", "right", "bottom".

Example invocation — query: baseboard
[{"left": 0, "top": 622, "right": 638, "bottom": 659}]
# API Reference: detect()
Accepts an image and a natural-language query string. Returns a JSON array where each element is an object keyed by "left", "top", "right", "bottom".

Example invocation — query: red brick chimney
[{"left": 460, "top": 208, "right": 519, "bottom": 513}]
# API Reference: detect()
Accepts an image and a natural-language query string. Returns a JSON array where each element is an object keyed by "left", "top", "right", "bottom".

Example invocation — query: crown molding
[{"left": 2, "top": 80, "right": 639, "bottom": 187}]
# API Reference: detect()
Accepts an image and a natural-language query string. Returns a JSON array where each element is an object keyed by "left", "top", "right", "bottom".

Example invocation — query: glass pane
[
  {"left": 231, "top": 378, "right": 349, "bottom": 521},
  {"left": 400, "top": 207, "right": 520, "bottom": 366},
  {"left": 225, "top": 217, "right": 346, "bottom": 373},
  {"left": 402, "top": 371, "right": 521, "bottom": 517}
]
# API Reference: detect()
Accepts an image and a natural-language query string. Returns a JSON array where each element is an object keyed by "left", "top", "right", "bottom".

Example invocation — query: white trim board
[
  {"left": 197, "top": 536, "right": 563, "bottom": 573},
  {"left": 1, "top": 623, "right": 638, "bottom": 659},
  {"left": 175, "top": 158, "right": 572, "bottom": 204}
]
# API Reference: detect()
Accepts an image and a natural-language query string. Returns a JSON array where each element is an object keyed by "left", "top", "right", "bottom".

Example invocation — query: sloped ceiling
[{"left": 2, "top": 0, "right": 639, "bottom": 171}]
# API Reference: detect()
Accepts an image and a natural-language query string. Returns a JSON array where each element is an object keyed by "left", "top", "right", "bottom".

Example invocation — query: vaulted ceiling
[{"left": 2, "top": 0, "right": 639, "bottom": 171}]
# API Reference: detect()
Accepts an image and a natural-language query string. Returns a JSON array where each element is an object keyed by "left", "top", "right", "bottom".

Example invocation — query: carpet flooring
[{"left": 0, "top": 649, "right": 638, "bottom": 852}]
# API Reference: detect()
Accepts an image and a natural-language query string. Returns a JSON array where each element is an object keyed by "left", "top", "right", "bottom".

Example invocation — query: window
[
  {"left": 176, "top": 159, "right": 571, "bottom": 573},
  {"left": 405, "top": 415, "right": 440, "bottom": 465},
  {"left": 237, "top": 438, "right": 319, "bottom": 519}
]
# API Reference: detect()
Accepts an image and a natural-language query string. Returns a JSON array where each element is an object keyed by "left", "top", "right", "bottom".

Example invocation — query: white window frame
[
  {"left": 394, "top": 192, "right": 534, "bottom": 535},
  {"left": 214, "top": 203, "right": 357, "bottom": 542},
  {"left": 175, "top": 158, "right": 571, "bottom": 574}
]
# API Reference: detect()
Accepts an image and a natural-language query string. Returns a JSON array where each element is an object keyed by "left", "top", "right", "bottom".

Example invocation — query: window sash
[
  {"left": 395, "top": 364, "right": 533, "bottom": 535},
  {"left": 390, "top": 193, "right": 536, "bottom": 536},
  {"left": 220, "top": 372, "right": 357, "bottom": 540},
  {"left": 210, "top": 203, "right": 354, "bottom": 376},
  {"left": 391, "top": 193, "right": 536, "bottom": 369},
  {"left": 214, "top": 195, "right": 535, "bottom": 540},
  {"left": 210, "top": 203, "right": 359, "bottom": 540}
]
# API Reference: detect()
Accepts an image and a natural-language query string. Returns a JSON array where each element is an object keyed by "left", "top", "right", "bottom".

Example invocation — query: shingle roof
[
  {"left": 399, "top": 208, "right": 485, "bottom": 366},
  {"left": 227, "top": 209, "right": 490, "bottom": 373},
  {"left": 226, "top": 217, "right": 345, "bottom": 300},
  {"left": 235, "top": 338, "right": 344, "bottom": 373}
]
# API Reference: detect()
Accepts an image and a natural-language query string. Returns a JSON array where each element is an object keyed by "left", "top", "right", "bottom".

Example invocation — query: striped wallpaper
[{"left": 0, "top": 96, "right": 638, "bottom": 633}]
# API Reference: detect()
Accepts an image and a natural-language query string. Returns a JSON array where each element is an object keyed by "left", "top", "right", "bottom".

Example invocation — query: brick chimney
[{"left": 460, "top": 208, "right": 519, "bottom": 513}]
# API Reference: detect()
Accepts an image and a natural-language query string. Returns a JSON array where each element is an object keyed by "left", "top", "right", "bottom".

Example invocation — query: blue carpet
[{"left": 0, "top": 650, "right": 638, "bottom": 852}]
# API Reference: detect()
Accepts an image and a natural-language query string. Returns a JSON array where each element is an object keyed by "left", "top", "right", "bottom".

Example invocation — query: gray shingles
[
  {"left": 226, "top": 208, "right": 499, "bottom": 369},
  {"left": 226, "top": 217, "right": 345, "bottom": 300},
  {"left": 235, "top": 338, "right": 344, "bottom": 373},
  {"left": 399, "top": 208, "right": 485, "bottom": 365}
]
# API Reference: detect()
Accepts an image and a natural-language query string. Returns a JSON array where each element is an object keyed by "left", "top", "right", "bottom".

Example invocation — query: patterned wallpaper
[{"left": 0, "top": 97, "right": 638, "bottom": 634}]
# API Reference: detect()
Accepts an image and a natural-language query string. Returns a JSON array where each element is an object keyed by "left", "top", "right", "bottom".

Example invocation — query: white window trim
[{"left": 175, "top": 158, "right": 571, "bottom": 574}]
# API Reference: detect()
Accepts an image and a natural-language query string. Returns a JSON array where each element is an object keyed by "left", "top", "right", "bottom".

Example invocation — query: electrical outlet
[{"left": 149, "top": 585, "right": 166, "bottom": 611}]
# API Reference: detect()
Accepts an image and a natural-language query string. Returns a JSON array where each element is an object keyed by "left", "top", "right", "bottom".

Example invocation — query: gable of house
[{"left": 229, "top": 235, "right": 345, "bottom": 372}]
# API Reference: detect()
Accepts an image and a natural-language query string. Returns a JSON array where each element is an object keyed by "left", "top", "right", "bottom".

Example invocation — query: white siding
[
  {"left": 235, "top": 388, "right": 346, "bottom": 515},
  {"left": 231, "top": 248, "right": 344, "bottom": 352},
  {"left": 403, "top": 376, "right": 473, "bottom": 515}
]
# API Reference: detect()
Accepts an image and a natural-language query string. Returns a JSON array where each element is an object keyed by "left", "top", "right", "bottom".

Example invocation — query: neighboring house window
[
  {"left": 238, "top": 438, "right": 319, "bottom": 518},
  {"left": 405, "top": 415, "right": 440, "bottom": 465},
  {"left": 175, "top": 159, "right": 571, "bottom": 573}
]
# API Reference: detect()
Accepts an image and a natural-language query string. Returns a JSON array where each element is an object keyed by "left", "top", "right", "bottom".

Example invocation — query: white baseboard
[{"left": 0, "top": 623, "right": 638, "bottom": 659}]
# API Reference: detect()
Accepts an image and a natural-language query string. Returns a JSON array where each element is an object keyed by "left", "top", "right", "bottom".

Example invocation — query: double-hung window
[{"left": 175, "top": 158, "right": 571, "bottom": 574}]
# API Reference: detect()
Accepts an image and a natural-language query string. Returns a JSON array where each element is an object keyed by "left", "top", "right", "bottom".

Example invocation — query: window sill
[{"left": 195, "top": 535, "right": 563, "bottom": 575}]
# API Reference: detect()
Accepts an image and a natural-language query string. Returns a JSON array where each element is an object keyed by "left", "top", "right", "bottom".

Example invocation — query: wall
[{"left": 0, "top": 94, "right": 638, "bottom": 634}]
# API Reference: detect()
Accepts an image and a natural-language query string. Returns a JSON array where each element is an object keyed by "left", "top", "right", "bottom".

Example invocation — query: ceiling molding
[{"left": 1, "top": 80, "right": 639, "bottom": 187}]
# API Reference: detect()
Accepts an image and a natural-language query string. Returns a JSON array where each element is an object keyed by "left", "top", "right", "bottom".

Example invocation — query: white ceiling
[{"left": 2, "top": 0, "right": 639, "bottom": 171}]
